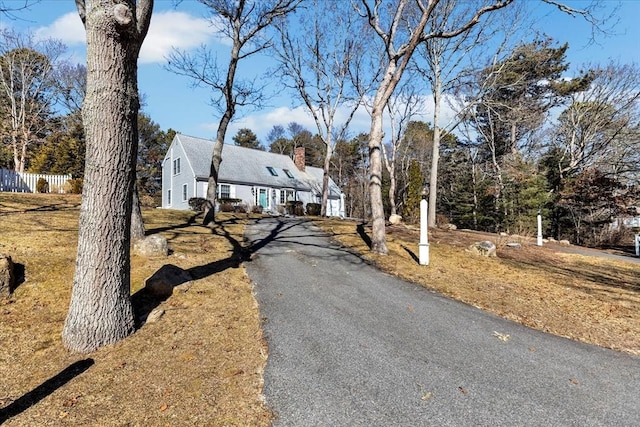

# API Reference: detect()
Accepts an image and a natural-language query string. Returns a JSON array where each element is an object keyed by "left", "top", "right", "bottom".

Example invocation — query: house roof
[{"left": 174, "top": 134, "right": 342, "bottom": 198}]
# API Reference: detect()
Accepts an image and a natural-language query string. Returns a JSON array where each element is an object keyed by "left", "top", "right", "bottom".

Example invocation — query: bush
[
  {"left": 252, "top": 205, "right": 264, "bottom": 214},
  {"left": 286, "top": 200, "right": 304, "bottom": 216},
  {"left": 220, "top": 202, "right": 234, "bottom": 212},
  {"left": 233, "top": 204, "right": 247, "bottom": 214},
  {"left": 306, "top": 203, "right": 321, "bottom": 216},
  {"left": 188, "top": 197, "right": 207, "bottom": 212},
  {"left": 64, "top": 178, "right": 83, "bottom": 194},
  {"left": 36, "top": 177, "right": 49, "bottom": 193}
]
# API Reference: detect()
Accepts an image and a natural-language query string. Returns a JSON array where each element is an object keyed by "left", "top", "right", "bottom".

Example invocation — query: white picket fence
[{"left": 0, "top": 168, "right": 72, "bottom": 193}]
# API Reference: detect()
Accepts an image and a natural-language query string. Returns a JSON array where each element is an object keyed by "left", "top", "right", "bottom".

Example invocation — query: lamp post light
[
  {"left": 537, "top": 209, "right": 543, "bottom": 247},
  {"left": 419, "top": 185, "right": 430, "bottom": 265}
]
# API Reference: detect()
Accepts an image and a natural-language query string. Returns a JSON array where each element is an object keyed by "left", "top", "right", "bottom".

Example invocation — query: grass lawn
[
  {"left": 0, "top": 193, "right": 270, "bottom": 426},
  {"left": 1, "top": 193, "right": 638, "bottom": 425}
]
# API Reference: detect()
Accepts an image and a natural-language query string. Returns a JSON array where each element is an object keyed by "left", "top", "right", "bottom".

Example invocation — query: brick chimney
[{"left": 294, "top": 146, "right": 305, "bottom": 171}]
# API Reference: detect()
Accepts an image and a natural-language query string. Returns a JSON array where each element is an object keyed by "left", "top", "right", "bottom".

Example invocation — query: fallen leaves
[{"left": 493, "top": 331, "right": 510, "bottom": 342}]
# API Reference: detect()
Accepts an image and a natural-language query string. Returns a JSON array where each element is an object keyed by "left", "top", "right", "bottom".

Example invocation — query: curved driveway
[{"left": 245, "top": 218, "right": 639, "bottom": 426}]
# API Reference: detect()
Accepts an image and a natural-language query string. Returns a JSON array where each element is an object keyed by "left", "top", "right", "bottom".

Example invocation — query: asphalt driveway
[{"left": 245, "top": 218, "right": 639, "bottom": 426}]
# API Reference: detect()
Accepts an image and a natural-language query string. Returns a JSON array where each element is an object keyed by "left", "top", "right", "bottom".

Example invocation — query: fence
[{"left": 0, "top": 168, "right": 72, "bottom": 193}]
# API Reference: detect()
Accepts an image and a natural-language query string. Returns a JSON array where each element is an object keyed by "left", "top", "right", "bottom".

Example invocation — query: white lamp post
[
  {"left": 419, "top": 185, "right": 430, "bottom": 265},
  {"left": 537, "top": 209, "right": 543, "bottom": 247},
  {"left": 635, "top": 233, "right": 639, "bottom": 257}
]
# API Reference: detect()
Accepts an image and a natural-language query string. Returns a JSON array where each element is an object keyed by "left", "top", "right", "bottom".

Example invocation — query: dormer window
[
  {"left": 266, "top": 166, "right": 278, "bottom": 176},
  {"left": 283, "top": 169, "right": 294, "bottom": 178}
]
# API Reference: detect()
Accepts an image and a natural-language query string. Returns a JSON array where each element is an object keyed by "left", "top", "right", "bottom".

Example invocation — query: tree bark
[
  {"left": 428, "top": 76, "right": 441, "bottom": 228},
  {"left": 63, "top": 0, "right": 152, "bottom": 353}
]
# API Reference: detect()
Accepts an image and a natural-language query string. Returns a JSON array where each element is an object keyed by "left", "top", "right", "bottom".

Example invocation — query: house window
[
  {"left": 182, "top": 184, "right": 188, "bottom": 201},
  {"left": 266, "top": 166, "right": 278, "bottom": 176},
  {"left": 283, "top": 169, "right": 294, "bottom": 178},
  {"left": 173, "top": 158, "right": 181, "bottom": 175},
  {"left": 167, "top": 189, "right": 172, "bottom": 205},
  {"left": 218, "top": 184, "right": 230, "bottom": 199},
  {"left": 280, "top": 189, "right": 294, "bottom": 204}
]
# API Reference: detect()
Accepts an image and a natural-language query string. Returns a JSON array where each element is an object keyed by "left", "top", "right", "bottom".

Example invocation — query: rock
[
  {"left": 469, "top": 241, "right": 497, "bottom": 257},
  {"left": 444, "top": 223, "right": 457, "bottom": 231},
  {"left": 146, "top": 308, "right": 165, "bottom": 323},
  {"left": 133, "top": 234, "right": 168, "bottom": 257},
  {"left": 559, "top": 239, "right": 571, "bottom": 246},
  {"left": 145, "top": 264, "right": 193, "bottom": 298},
  {"left": 0, "top": 254, "right": 15, "bottom": 298},
  {"left": 506, "top": 242, "right": 522, "bottom": 249},
  {"left": 389, "top": 214, "right": 403, "bottom": 225}
]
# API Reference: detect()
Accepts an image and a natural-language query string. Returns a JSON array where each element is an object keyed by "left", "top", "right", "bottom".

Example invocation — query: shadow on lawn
[{"left": 0, "top": 359, "right": 94, "bottom": 423}]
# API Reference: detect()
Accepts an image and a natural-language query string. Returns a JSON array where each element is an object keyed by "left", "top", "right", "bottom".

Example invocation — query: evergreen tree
[{"left": 232, "top": 127, "right": 263, "bottom": 150}]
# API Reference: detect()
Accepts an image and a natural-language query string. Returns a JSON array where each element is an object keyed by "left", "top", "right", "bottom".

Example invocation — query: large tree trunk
[
  {"left": 368, "top": 106, "right": 388, "bottom": 254},
  {"left": 63, "top": 0, "right": 152, "bottom": 353}
]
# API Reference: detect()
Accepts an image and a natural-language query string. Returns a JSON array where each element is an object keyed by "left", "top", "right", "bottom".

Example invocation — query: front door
[{"left": 259, "top": 189, "right": 267, "bottom": 208}]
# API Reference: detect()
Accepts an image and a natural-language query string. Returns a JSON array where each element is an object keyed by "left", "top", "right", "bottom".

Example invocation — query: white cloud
[
  {"left": 140, "top": 11, "right": 218, "bottom": 64},
  {"left": 34, "top": 12, "right": 85, "bottom": 44},
  {"left": 33, "top": 10, "right": 218, "bottom": 64}
]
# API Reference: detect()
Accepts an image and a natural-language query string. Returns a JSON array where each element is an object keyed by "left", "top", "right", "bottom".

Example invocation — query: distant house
[{"left": 161, "top": 133, "right": 344, "bottom": 216}]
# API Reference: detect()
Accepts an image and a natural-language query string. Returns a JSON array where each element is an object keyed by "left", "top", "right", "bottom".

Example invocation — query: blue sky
[{"left": 2, "top": 0, "right": 638, "bottom": 144}]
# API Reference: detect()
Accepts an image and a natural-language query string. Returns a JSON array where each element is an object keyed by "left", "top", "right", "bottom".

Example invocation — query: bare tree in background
[
  {"left": 355, "top": 0, "right": 514, "bottom": 254},
  {"left": 0, "top": 0, "right": 39, "bottom": 18},
  {"left": 273, "top": 0, "right": 367, "bottom": 216},
  {"left": 383, "top": 80, "right": 424, "bottom": 217},
  {"left": 0, "top": 29, "right": 66, "bottom": 172},
  {"left": 551, "top": 62, "right": 640, "bottom": 181},
  {"left": 63, "top": 0, "right": 153, "bottom": 353},
  {"left": 167, "top": 0, "right": 300, "bottom": 225},
  {"left": 415, "top": 0, "right": 522, "bottom": 227}
]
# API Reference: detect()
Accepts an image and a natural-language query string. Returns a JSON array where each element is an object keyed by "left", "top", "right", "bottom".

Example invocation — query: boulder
[
  {"left": 133, "top": 234, "right": 168, "bottom": 257},
  {"left": 389, "top": 214, "right": 403, "bottom": 225},
  {"left": 443, "top": 223, "right": 457, "bottom": 231},
  {"left": 559, "top": 239, "right": 571, "bottom": 246},
  {"left": 0, "top": 254, "right": 15, "bottom": 298},
  {"left": 145, "top": 264, "right": 193, "bottom": 298},
  {"left": 469, "top": 241, "right": 497, "bottom": 257}
]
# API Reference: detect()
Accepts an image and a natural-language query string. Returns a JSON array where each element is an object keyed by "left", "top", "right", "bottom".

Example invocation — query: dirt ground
[{"left": 0, "top": 193, "right": 637, "bottom": 426}]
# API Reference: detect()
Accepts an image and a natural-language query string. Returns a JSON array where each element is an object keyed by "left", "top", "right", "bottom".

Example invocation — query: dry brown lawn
[
  {"left": 1, "top": 194, "right": 638, "bottom": 426},
  {"left": 0, "top": 193, "right": 270, "bottom": 426}
]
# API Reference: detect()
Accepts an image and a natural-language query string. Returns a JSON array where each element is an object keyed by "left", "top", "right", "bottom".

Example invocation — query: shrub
[
  {"left": 306, "top": 203, "right": 321, "bottom": 216},
  {"left": 64, "top": 178, "right": 83, "bottom": 194},
  {"left": 252, "top": 205, "right": 264, "bottom": 214},
  {"left": 188, "top": 197, "right": 207, "bottom": 212},
  {"left": 36, "top": 178, "right": 49, "bottom": 193},
  {"left": 286, "top": 200, "right": 304, "bottom": 216},
  {"left": 233, "top": 204, "right": 247, "bottom": 214},
  {"left": 220, "top": 202, "right": 234, "bottom": 212}
]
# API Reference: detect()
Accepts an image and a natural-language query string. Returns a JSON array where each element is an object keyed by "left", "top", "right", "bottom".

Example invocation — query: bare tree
[
  {"left": 551, "top": 62, "right": 640, "bottom": 180},
  {"left": 382, "top": 80, "right": 424, "bottom": 217},
  {"left": 63, "top": 0, "right": 153, "bottom": 353},
  {"left": 355, "top": 0, "right": 515, "bottom": 254},
  {"left": 167, "top": 0, "right": 300, "bottom": 224},
  {"left": 273, "top": 0, "right": 366, "bottom": 216},
  {"left": 0, "top": 29, "right": 66, "bottom": 172},
  {"left": 0, "top": 0, "right": 39, "bottom": 18},
  {"left": 414, "top": 0, "right": 522, "bottom": 227},
  {"left": 276, "top": 0, "right": 366, "bottom": 216}
]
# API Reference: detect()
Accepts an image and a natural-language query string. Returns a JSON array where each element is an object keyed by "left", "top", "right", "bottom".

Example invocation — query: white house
[{"left": 161, "top": 133, "right": 345, "bottom": 216}]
